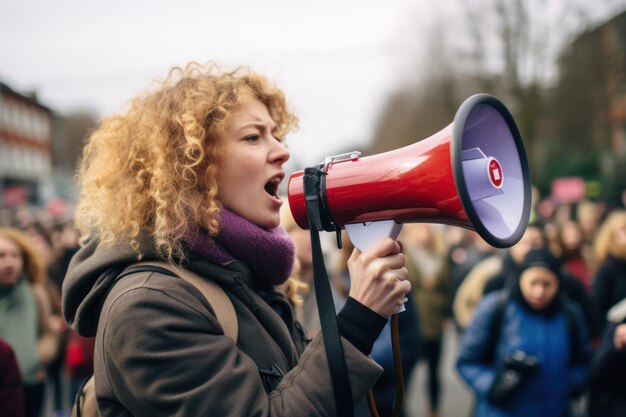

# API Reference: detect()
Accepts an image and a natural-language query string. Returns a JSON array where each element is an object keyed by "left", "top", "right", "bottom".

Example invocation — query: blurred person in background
[
  {"left": 23, "top": 220, "right": 71, "bottom": 416},
  {"left": 577, "top": 201, "right": 603, "bottom": 247},
  {"left": 449, "top": 230, "right": 500, "bottom": 309},
  {"left": 61, "top": 62, "right": 412, "bottom": 417},
  {"left": 483, "top": 222, "right": 598, "bottom": 341},
  {"left": 553, "top": 204, "right": 574, "bottom": 227},
  {"left": 331, "top": 233, "right": 421, "bottom": 417},
  {"left": 588, "top": 300, "right": 626, "bottom": 417},
  {"left": 278, "top": 201, "right": 316, "bottom": 339},
  {"left": 592, "top": 210, "right": 626, "bottom": 334},
  {"left": 0, "top": 227, "right": 61, "bottom": 417},
  {"left": 456, "top": 248, "right": 591, "bottom": 417},
  {"left": 482, "top": 222, "right": 547, "bottom": 295},
  {"left": 24, "top": 222, "right": 55, "bottom": 267},
  {"left": 47, "top": 221, "right": 83, "bottom": 412},
  {"left": 452, "top": 222, "right": 545, "bottom": 332},
  {"left": 0, "top": 337, "right": 24, "bottom": 417},
  {"left": 47, "top": 221, "right": 81, "bottom": 290},
  {"left": 403, "top": 224, "right": 451, "bottom": 417},
  {"left": 553, "top": 220, "right": 594, "bottom": 292},
  {"left": 445, "top": 227, "right": 472, "bottom": 286},
  {"left": 64, "top": 330, "right": 95, "bottom": 406}
]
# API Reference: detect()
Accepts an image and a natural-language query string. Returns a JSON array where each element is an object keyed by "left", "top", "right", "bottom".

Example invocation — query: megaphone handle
[
  {"left": 344, "top": 220, "right": 403, "bottom": 252},
  {"left": 345, "top": 221, "right": 406, "bottom": 314}
]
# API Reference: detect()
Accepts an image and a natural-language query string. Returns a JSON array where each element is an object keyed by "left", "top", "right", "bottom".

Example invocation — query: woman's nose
[{"left": 270, "top": 139, "right": 290, "bottom": 164}]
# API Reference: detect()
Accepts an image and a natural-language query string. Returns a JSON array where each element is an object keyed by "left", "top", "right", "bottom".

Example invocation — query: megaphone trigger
[{"left": 344, "top": 220, "right": 403, "bottom": 252}]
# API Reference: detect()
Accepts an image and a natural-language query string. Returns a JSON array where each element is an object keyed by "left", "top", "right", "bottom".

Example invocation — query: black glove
[{"left": 487, "top": 351, "right": 538, "bottom": 406}]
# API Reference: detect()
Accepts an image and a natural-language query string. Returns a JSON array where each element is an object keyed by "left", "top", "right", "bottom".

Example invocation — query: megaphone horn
[{"left": 287, "top": 94, "right": 532, "bottom": 251}]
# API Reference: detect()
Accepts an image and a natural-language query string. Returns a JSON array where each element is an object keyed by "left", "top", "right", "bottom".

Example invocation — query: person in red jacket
[{"left": 0, "top": 337, "right": 24, "bottom": 417}]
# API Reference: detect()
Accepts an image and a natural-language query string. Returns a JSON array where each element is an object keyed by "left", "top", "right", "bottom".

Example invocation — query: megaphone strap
[
  {"left": 303, "top": 166, "right": 339, "bottom": 233},
  {"left": 303, "top": 167, "right": 354, "bottom": 417}
]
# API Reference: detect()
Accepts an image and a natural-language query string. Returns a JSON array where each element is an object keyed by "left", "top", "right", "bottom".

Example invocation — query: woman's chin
[
  {"left": 255, "top": 216, "right": 281, "bottom": 230},
  {"left": 0, "top": 278, "right": 18, "bottom": 288}
]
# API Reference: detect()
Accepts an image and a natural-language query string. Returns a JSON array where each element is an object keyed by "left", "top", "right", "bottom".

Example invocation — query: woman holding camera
[
  {"left": 61, "top": 62, "right": 411, "bottom": 417},
  {"left": 456, "top": 248, "right": 591, "bottom": 417}
]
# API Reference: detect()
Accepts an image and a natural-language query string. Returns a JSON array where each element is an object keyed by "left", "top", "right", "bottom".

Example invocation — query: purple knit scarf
[{"left": 185, "top": 209, "right": 295, "bottom": 286}]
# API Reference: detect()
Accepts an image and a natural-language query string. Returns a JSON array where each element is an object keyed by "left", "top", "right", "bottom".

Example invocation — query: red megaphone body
[{"left": 287, "top": 94, "right": 531, "bottom": 250}]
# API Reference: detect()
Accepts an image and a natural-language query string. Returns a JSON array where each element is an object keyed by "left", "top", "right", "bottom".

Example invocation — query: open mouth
[{"left": 264, "top": 175, "right": 283, "bottom": 198}]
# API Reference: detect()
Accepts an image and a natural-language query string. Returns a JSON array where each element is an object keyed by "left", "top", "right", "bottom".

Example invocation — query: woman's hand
[
  {"left": 614, "top": 323, "right": 626, "bottom": 350},
  {"left": 347, "top": 237, "right": 410, "bottom": 317}
]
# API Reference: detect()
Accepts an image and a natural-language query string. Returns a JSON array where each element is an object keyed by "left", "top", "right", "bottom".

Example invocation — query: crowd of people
[
  {"left": 1, "top": 62, "right": 626, "bottom": 417},
  {"left": 1, "top": 187, "right": 626, "bottom": 417},
  {"left": 0, "top": 212, "right": 93, "bottom": 417}
]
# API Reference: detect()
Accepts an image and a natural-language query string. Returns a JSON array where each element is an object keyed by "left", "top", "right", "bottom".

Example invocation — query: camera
[{"left": 504, "top": 350, "right": 538, "bottom": 374}]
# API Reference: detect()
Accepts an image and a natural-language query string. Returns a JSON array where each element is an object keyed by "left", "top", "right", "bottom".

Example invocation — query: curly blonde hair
[
  {"left": 594, "top": 210, "right": 626, "bottom": 263},
  {"left": 0, "top": 227, "right": 47, "bottom": 285},
  {"left": 75, "top": 62, "right": 298, "bottom": 260}
]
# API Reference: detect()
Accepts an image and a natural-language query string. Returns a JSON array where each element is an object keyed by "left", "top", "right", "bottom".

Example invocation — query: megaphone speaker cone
[{"left": 452, "top": 94, "right": 531, "bottom": 248}]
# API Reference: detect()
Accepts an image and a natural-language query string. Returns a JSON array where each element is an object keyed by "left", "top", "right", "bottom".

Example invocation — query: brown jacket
[{"left": 62, "top": 235, "right": 382, "bottom": 417}]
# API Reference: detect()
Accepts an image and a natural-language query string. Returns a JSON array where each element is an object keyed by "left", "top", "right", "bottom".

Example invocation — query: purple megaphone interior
[{"left": 453, "top": 95, "right": 531, "bottom": 247}]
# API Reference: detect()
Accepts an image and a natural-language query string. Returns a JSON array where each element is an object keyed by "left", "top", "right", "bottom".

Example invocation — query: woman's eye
[{"left": 244, "top": 135, "right": 260, "bottom": 142}]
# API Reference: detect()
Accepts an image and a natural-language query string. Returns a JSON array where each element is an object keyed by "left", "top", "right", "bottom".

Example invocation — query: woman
[
  {"left": 554, "top": 220, "right": 593, "bottom": 292},
  {"left": 456, "top": 248, "right": 590, "bottom": 417},
  {"left": 61, "top": 62, "right": 411, "bottom": 417},
  {"left": 592, "top": 210, "right": 626, "bottom": 333},
  {"left": 0, "top": 227, "right": 60, "bottom": 417},
  {"left": 403, "top": 224, "right": 451, "bottom": 417}
]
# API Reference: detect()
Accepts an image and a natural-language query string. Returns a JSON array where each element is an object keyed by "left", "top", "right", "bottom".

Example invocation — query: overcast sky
[
  {"left": 0, "top": 0, "right": 453, "bottom": 170},
  {"left": 1, "top": 0, "right": 622, "bottom": 171}
]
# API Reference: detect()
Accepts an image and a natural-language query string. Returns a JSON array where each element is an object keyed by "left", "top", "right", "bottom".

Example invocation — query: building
[
  {"left": 555, "top": 10, "right": 626, "bottom": 200},
  {"left": 0, "top": 81, "right": 53, "bottom": 208}
]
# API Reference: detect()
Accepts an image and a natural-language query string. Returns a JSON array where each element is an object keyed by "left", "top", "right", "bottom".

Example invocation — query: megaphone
[{"left": 287, "top": 94, "right": 531, "bottom": 251}]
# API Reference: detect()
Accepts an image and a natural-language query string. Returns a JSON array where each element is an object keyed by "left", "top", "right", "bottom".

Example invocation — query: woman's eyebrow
[{"left": 236, "top": 121, "right": 278, "bottom": 132}]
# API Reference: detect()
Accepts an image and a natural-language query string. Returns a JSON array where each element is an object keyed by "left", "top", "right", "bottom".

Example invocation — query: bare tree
[{"left": 369, "top": 0, "right": 626, "bottom": 194}]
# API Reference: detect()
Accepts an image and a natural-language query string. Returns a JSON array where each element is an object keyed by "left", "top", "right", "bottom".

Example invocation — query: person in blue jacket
[{"left": 456, "top": 247, "right": 591, "bottom": 417}]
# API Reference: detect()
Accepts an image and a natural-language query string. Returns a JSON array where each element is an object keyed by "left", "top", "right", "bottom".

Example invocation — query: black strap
[{"left": 303, "top": 167, "right": 354, "bottom": 417}]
